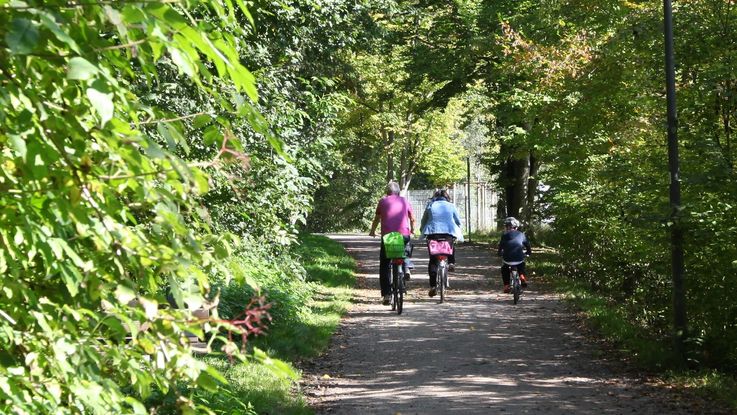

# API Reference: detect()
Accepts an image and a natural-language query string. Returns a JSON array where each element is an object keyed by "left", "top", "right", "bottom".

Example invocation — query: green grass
[
  {"left": 249, "top": 234, "right": 355, "bottom": 361},
  {"left": 296, "top": 233, "right": 357, "bottom": 288},
  {"left": 464, "top": 230, "right": 502, "bottom": 245},
  {"left": 556, "top": 278, "right": 677, "bottom": 369},
  {"left": 535, "top": 250, "right": 737, "bottom": 412},
  {"left": 249, "top": 281, "right": 353, "bottom": 362},
  {"left": 192, "top": 357, "right": 308, "bottom": 415},
  {"left": 525, "top": 250, "right": 559, "bottom": 281},
  {"left": 191, "top": 234, "right": 356, "bottom": 414},
  {"left": 667, "top": 370, "right": 737, "bottom": 410}
]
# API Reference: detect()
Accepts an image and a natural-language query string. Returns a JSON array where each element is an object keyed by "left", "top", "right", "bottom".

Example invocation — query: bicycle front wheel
[
  {"left": 396, "top": 268, "right": 404, "bottom": 315},
  {"left": 391, "top": 266, "right": 398, "bottom": 311},
  {"left": 511, "top": 269, "right": 520, "bottom": 304}
]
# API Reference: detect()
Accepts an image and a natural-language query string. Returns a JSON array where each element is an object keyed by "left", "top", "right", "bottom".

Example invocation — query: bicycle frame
[
  {"left": 427, "top": 235, "right": 453, "bottom": 303},
  {"left": 436, "top": 255, "right": 448, "bottom": 303},
  {"left": 510, "top": 265, "right": 522, "bottom": 304},
  {"left": 390, "top": 258, "right": 405, "bottom": 314}
]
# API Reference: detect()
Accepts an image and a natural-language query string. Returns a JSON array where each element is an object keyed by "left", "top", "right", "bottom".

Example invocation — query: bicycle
[
  {"left": 383, "top": 232, "right": 408, "bottom": 315},
  {"left": 510, "top": 264, "right": 522, "bottom": 305},
  {"left": 427, "top": 236, "right": 454, "bottom": 303},
  {"left": 389, "top": 257, "right": 405, "bottom": 314}
]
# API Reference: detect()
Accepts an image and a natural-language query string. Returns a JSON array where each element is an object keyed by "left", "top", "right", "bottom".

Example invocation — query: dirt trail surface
[{"left": 301, "top": 234, "right": 706, "bottom": 414}]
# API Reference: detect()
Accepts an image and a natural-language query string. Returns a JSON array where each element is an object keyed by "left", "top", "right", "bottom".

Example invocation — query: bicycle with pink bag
[{"left": 427, "top": 236, "right": 454, "bottom": 303}]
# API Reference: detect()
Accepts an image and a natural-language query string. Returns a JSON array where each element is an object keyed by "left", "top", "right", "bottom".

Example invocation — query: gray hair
[{"left": 386, "top": 181, "right": 400, "bottom": 195}]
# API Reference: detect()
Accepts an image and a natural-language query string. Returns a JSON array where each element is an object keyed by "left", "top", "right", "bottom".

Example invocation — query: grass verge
[
  {"left": 532, "top": 250, "right": 737, "bottom": 412},
  {"left": 464, "top": 230, "right": 501, "bottom": 245},
  {"left": 196, "top": 234, "right": 356, "bottom": 414},
  {"left": 252, "top": 233, "right": 355, "bottom": 362}
]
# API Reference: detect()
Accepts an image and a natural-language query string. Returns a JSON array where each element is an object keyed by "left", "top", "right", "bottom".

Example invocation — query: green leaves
[
  {"left": 86, "top": 84, "right": 114, "bottom": 126},
  {"left": 253, "top": 347, "right": 298, "bottom": 380},
  {"left": 5, "top": 18, "right": 39, "bottom": 55},
  {"left": 170, "top": 47, "right": 196, "bottom": 77},
  {"left": 0, "top": 0, "right": 281, "bottom": 413},
  {"left": 196, "top": 366, "right": 228, "bottom": 392},
  {"left": 38, "top": 11, "right": 80, "bottom": 53},
  {"left": 67, "top": 57, "right": 99, "bottom": 80},
  {"left": 8, "top": 135, "right": 27, "bottom": 158}
]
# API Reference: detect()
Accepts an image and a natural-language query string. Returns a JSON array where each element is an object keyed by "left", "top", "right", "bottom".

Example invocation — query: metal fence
[{"left": 405, "top": 182, "right": 498, "bottom": 234}]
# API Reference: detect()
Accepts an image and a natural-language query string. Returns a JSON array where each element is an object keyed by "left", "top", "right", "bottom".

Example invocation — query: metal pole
[
  {"left": 466, "top": 157, "right": 471, "bottom": 242},
  {"left": 663, "top": 0, "right": 687, "bottom": 362}
]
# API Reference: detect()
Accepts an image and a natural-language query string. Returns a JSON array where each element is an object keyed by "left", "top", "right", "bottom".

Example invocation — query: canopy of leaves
[{"left": 399, "top": 0, "right": 737, "bottom": 370}]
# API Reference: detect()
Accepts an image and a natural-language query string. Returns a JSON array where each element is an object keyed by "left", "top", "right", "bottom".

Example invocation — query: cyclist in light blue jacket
[{"left": 420, "top": 189, "right": 464, "bottom": 297}]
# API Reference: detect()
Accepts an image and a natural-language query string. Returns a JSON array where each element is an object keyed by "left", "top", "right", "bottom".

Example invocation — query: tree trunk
[
  {"left": 524, "top": 150, "right": 539, "bottom": 225},
  {"left": 398, "top": 143, "right": 408, "bottom": 190},
  {"left": 385, "top": 129, "right": 395, "bottom": 182},
  {"left": 398, "top": 134, "right": 419, "bottom": 192},
  {"left": 502, "top": 151, "right": 529, "bottom": 220},
  {"left": 496, "top": 193, "right": 507, "bottom": 230}
]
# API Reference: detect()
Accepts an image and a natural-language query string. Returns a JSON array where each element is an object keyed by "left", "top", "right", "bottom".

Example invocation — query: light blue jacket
[{"left": 420, "top": 199, "right": 464, "bottom": 242}]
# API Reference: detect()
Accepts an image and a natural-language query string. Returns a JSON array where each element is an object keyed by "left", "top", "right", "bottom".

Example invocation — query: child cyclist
[{"left": 497, "top": 217, "right": 531, "bottom": 293}]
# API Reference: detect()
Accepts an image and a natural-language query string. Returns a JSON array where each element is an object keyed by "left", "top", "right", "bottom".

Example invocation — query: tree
[
  {"left": 0, "top": 1, "right": 278, "bottom": 412},
  {"left": 394, "top": 0, "right": 737, "bottom": 370}
]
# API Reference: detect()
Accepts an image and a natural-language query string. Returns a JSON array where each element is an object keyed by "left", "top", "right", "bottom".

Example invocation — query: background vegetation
[
  {"left": 314, "top": 0, "right": 737, "bottom": 375},
  {"left": 1, "top": 0, "right": 736, "bottom": 413}
]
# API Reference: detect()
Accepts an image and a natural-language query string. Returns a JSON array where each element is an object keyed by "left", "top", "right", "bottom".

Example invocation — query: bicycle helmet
[{"left": 504, "top": 217, "right": 520, "bottom": 228}]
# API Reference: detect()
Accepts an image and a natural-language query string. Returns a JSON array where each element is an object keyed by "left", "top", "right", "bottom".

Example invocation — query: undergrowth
[
  {"left": 532, "top": 250, "right": 737, "bottom": 412},
  {"left": 173, "top": 234, "right": 356, "bottom": 414}
]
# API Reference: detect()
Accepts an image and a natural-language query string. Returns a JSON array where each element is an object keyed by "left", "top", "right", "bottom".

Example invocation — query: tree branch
[
  {"left": 95, "top": 39, "right": 146, "bottom": 52},
  {"left": 353, "top": 99, "right": 380, "bottom": 114},
  {"left": 135, "top": 111, "right": 213, "bottom": 126},
  {"left": 3, "top": 0, "right": 181, "bottom": 10}
]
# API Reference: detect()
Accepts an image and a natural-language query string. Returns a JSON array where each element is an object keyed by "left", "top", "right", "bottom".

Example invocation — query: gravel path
[{"left": 301, "top": 234, "right": 710, "bottom": 414}]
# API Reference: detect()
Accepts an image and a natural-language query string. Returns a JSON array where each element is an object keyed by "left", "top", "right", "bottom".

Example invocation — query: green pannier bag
[{"left": 382, "top": 231, "right": 406, "bottom": 259}]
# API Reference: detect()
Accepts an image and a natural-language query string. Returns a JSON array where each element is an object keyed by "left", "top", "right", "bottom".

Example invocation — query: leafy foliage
[
  {"left": 363, "top": 0, "right": 737, "bottom": 372},
  {"left": 0, "top": 1, "right": 288, "bottom": 412},
  {"left": 174, "top": 234, "right": 354, "bottom": 414}
]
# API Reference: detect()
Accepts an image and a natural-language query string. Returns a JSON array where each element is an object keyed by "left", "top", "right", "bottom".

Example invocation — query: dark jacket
[{"left": 498, "top": 230, "right": 531, "bottom": 264}]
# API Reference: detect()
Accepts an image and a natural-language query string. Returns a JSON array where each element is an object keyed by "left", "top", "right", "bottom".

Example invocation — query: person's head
[
  {"left": 386, "top": 181, "right": 401, "bottom": 195},
  {"left": 432, "top": 188, "right": 450, "bottom": 202},
  {"left": 504, "top": 217, "right": 520, "bottom": 230}
]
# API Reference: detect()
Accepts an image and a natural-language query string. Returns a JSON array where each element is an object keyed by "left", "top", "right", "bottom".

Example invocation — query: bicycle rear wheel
[
  {"left": 438, "top": 261, "right": 447, "bottom": 303},
  {"left": 512, "top": 270, "right": 520, "bottom": 304}
]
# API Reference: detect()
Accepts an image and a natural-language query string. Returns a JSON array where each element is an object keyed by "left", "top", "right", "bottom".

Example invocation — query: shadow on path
[{"left": 302, "top": 234, "right": 699, "bottom": 415}]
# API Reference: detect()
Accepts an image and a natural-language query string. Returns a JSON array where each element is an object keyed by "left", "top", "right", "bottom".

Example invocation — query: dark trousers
[
  {"left": 379, "top": 235, "right": 411, "bottom": 296},
  {"left": 501, "top": 262, "right": 526, "bottom": 285},
  {"left": 427, "top": 234, "right": 455, "bottom": 287}
]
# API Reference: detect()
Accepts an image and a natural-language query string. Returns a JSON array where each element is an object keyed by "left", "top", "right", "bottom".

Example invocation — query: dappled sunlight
[{"left": 305, "top": 235, "right": 688, "bottom": 414}]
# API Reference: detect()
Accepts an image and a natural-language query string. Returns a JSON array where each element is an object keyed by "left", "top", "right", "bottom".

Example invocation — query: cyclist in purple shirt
[
  {"left": 497, "top": 217, "right": 531, "bottom": 293},
  {"left": 369, "top": 181, "right": 416, "bottom": 305}
]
